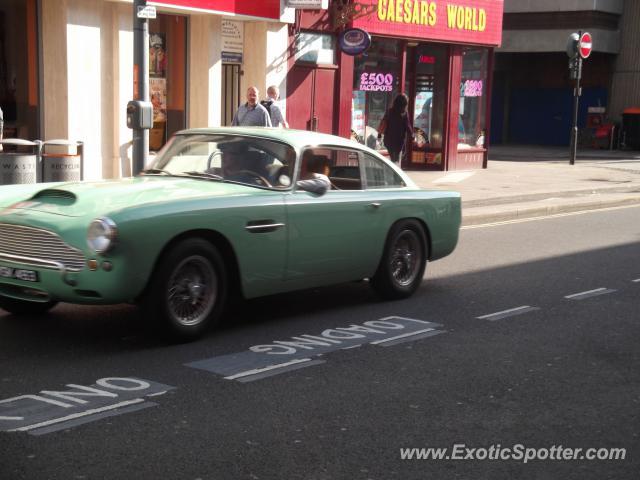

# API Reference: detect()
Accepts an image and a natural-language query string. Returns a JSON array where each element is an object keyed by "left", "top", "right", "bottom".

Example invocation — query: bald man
[{"left": 232, "top": 86, "right": 272, "bottom": 127}]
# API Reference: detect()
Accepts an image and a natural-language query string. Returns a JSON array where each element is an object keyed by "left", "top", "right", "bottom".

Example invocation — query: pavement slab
[{"left": 405, "top": 145, "right": 640, "bottom": 225}]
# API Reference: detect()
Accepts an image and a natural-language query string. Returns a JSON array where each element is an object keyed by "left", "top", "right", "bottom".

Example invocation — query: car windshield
[{"left": 146, "top": 134, "right": 295, "bottom": 189}]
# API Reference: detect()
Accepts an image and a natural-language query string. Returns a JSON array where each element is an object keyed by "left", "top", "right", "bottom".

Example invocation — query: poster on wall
[
  {"left": 149, "top": 33, "right": 167, "bottom": 77},
  {"left": 221, "top": 20, "right": 243, "bottom": 64},
  {"left": 150, "top": 78, "right": 167, "bottom": 123},
  {"left": 351, "top": 91, "right": 366, "bottom": 143}
]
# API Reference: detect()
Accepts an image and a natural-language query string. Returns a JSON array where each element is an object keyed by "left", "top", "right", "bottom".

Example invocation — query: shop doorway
[
  {"left": 287, "top": 64, "right": 337, "bottom": 134},
  {"left": 221, "top": 63, "right": 241, "bottom": 126},
  {"left": 147, "top": 13, "right": 187, "bottom": 151},
  {"left": 0, "top": 0, "right": 39, "bottom": 140}
]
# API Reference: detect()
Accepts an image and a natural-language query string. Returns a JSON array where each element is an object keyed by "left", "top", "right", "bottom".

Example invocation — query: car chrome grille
[{"left": 0, "top": 223, "right": 85, "bottom": 272}]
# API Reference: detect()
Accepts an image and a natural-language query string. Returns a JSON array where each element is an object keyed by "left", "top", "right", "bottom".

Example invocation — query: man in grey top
[
  {"left": 232, "top": 86, "right": 272, "bottom": 127},
  {"left": 262, "top": 85, "right": 289, "bottom": 128}
]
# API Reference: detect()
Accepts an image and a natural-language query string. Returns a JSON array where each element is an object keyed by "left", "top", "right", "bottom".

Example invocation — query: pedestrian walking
[
  {"left": 377, "top": 93, "right": 413, "bottom": 166},
  {"left": 232, "top": 86, "right": 272, "bottom": 127},
  {"left": 260, "top": 85, "right": 289, "bottom": 128}
]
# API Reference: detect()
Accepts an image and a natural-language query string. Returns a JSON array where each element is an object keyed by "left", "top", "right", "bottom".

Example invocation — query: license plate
[{"left": 0, "top": 265, "right": 39, "bottom": 282}]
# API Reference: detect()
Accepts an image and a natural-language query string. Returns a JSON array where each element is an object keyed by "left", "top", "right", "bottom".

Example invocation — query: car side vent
[{"left": 31, "top": 189, "right": 77, "bottom": 205}]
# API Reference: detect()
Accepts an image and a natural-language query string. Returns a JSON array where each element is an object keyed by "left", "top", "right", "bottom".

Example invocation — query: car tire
[
  {"left": 0, "top": 296, "right": 58, "bottom": 315},
  {"left": 142, "top": 238, "right": 227, "bottom": 342},
  {"left": 371, "top": 220, "right": 427, "bottom": 300}
]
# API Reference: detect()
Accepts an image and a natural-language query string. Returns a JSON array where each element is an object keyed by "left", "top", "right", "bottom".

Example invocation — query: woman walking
[{"left": 378, "top": 93, "right": 413, "bottom": 166}]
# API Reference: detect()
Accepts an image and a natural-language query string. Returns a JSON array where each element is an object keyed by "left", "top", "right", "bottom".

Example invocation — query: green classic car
[{"left": 0, "top": 128, "right": 461, "bottom": 340}]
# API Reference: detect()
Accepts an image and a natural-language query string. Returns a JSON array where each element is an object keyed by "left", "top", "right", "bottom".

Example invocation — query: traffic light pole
[
  {"left": 570, "top": 56, "right": 582, "bottom": 166},
  {"left": 132, "top": 0, "right": 150, "bottom": 174}
]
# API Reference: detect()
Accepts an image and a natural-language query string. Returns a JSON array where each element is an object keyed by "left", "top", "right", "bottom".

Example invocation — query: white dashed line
[
  {"left": 0, "top": 416, "right": 24, "bottom": 421},
  {"left": 223, "top": 358, "right": 312, "bottom": 380},
  {"left": 633, "top": 278, "right": 640, "bottom": 283},
  {"left": 564, "top": 288, "right": 615, "bottom": 299},
  {"left": 371, "top": 328, "right": 435, "bottom": 345},
  {"left": 477, "top": 305, "right": 539, "bottom": 321}
]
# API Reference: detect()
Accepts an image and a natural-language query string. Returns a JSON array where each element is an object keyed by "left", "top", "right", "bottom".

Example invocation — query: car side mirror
[{"left": 296, "top": 179, "right": 328, "bottom": 196}]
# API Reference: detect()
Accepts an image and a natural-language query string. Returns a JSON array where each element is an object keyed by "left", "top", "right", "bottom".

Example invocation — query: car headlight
[{"left": 87, "top": 217, "right": 118, "bottom": 254}]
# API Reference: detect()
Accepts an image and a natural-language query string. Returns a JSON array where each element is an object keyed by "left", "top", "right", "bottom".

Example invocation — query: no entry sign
[{"left": 579, "top": 32, "right": 593, "bottom": 59}]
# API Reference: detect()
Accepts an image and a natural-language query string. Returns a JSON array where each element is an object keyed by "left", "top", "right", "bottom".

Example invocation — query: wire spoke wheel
[
  {"left": 371, "top": 220, "right": 427, "bottom": 300},
  {"left": 390, "top": 230, "right": 421, "bottom": 287},
  {"left": 166, "top": 255, "right": 217, "bottom": 327}
]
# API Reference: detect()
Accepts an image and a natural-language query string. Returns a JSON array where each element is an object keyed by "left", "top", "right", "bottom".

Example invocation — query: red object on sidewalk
[{"left": 595, "top": 124, "right": 613, "bottom": 138}]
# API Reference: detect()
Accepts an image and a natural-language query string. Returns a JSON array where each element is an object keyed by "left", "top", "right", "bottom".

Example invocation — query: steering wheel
[{"left": 228, "top": 169, "right": 272, "bottom": 187}]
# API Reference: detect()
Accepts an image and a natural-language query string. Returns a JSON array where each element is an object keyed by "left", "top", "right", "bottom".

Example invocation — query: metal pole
[
  {"left": 132, "top": 0, "right": 149, "bottom": 174},
  {"left": 570, "top": 56, "right": 582, "bottom": 166}
]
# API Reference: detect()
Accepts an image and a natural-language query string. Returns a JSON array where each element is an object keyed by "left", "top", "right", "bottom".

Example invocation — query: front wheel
[
  {"left": 0, "top": 296, "right": 58, "bottom": 315},
  {"left": 141, "top": 238, "right": 227, "bottom": 342},
  {"left": 371, "top": 220, "right": 427, "bottom": 300}
]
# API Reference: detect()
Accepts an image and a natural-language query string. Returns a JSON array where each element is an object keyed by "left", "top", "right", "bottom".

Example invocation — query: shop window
[
  {"left": 294, "top": 32, "right": 335, "bottom": 65},
  {"left": 0, "top": 0, "right": 39, "bottom": 140},
  {"left": 148, "top": 14, "right": 187, "bottom": 152},
  {"left": 352, "top": 38, "right": 402, "bottom": 151},
  {"left": 459, "top": 48, "right": 488, "bottom": 150}
]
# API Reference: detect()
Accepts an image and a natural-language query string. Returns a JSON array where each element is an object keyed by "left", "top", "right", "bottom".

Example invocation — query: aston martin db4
[{"left": 0, "top": 128, "right": 461, "bottom": 340}]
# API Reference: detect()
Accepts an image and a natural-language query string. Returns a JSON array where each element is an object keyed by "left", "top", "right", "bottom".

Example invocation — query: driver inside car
[{"left": 221, "top": 145, "right": 270, "bottom": 186}]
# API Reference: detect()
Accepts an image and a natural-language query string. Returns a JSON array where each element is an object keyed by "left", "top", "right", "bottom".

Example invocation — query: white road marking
[
  {"left": 432, "top": 171, "right": 475, "bottom": 184},
  {"left": 147, "top": 391, "right": 167, "bottom": 397},
  {"left": 462, "top": 204, "right": 640, "bottom": 230},
  {"left": 633, "top": 279, "right": 640, "bottom": 283},
  {"left": 565, "top": 288, "right": 609, "bottom": 299},
  {"left": 371, "top": 328, "right": 435, "bottom": 345},
  {"left": 477, "top": 305, "right": 537, "bottom": 320},
  {"left": 0, "top": 416, "right": 24, "bottom": 421},
  {"left": 223, "top": 358, "right": 312, "bottom": 380},
  {"left": 8, "top": 398, "right": 146, "bottom": 432}
]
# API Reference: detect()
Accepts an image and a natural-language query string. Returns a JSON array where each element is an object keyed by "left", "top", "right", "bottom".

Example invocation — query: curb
[
  {"left": 462, "top": 185, "right": 640, "bottom": 208},
  {"left": 461, "top": 195, "right": 640, "bottom": 226}
]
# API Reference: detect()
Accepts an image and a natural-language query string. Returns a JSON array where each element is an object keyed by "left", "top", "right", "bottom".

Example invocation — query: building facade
[
  {"left": 492, "top": 0, "right": 634, "bottom": 146},
  {"left": 0, "top": 0, "right": 293, "bottom": 179},
  {"left": 290, "top": 0, "right": 504, "bottom": 170},
  {"left": 0, "top": 0, "right": 506, "bottom": 177}
]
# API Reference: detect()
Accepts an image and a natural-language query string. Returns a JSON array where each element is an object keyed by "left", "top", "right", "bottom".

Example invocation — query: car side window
[
  {"left": 363, "top": 153, "right": 406, "bottom": 189},
  {"left": 299, "top": 148, "right": 363, "bottom": 191}
]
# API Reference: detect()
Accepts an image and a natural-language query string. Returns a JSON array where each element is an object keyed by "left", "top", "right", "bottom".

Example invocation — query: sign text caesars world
[{"left": 377, "top": 1, "right": 488, "bottom": 32}]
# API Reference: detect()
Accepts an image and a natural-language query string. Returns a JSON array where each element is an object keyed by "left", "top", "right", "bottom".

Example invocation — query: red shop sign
[
  {"left": 352, "top": 0, "right": 503, "bottom": 47},
  {"left": 150, "top": 0, "right": 280, "bottom": 20}
]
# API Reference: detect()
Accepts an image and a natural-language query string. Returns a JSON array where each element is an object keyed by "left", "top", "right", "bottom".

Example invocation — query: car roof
[{"left": 177, "top": 127, "right": 374, "bottom": 153}]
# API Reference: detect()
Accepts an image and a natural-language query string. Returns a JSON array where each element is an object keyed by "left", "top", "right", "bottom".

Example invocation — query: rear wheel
[
  {"left": 141, "top": 238, "right": 227, "bottom": 342},
  {"left": 0, "top": 296, "right": 58, "bottom": 315},
  {"left": 371, "top": 220, "right": 427, "bottom": 300}
]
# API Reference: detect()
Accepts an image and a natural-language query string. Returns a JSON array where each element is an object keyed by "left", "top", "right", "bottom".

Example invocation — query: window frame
[{"left": 294, "top": 145, "right": 367, "bottom": 192}]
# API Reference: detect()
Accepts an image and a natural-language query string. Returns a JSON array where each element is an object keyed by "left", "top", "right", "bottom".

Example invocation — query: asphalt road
[{"left": 1, "top": 205, "right": 639, "bottom": 480}]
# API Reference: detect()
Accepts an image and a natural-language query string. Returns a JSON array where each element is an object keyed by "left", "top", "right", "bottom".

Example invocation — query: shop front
[
  {"left": 351, "top": 0, "right": 502, "bottom": 170},
  {"left": 293, "top": 0, "right": 502, "bottom": 170},
  {"left": 29, "top": 0, "right": 290, "bottom": 180}
]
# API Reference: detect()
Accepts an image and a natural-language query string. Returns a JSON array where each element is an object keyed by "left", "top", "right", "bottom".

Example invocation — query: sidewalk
[{"left": 405, "top": 145, "right": 640, "bottom": 226}]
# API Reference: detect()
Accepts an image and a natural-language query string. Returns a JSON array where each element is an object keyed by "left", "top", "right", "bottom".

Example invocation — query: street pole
[
  {"left": 132, "top": 0, "right": 149, "bottom": 174},
  {"left": 570, "top": 55, "right": 582, "bottom": 166}
]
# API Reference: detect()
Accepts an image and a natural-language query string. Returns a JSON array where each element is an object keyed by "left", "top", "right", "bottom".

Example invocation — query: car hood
[{"left": 0, "top": 176, "right": 260, "bottom": 217}]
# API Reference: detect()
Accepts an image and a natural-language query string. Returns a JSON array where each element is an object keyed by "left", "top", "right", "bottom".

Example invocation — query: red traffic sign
[{"left": 579, "top": 32, "right": 592, "bottom": 59}]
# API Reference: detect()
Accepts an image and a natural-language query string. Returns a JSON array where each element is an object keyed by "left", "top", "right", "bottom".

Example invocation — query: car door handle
[
  {"left": 369, "top": 202, "right": 382, "bottom": 209},
  {"left": 245, "top": 221, "right": 285, "bottom": 233}
]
